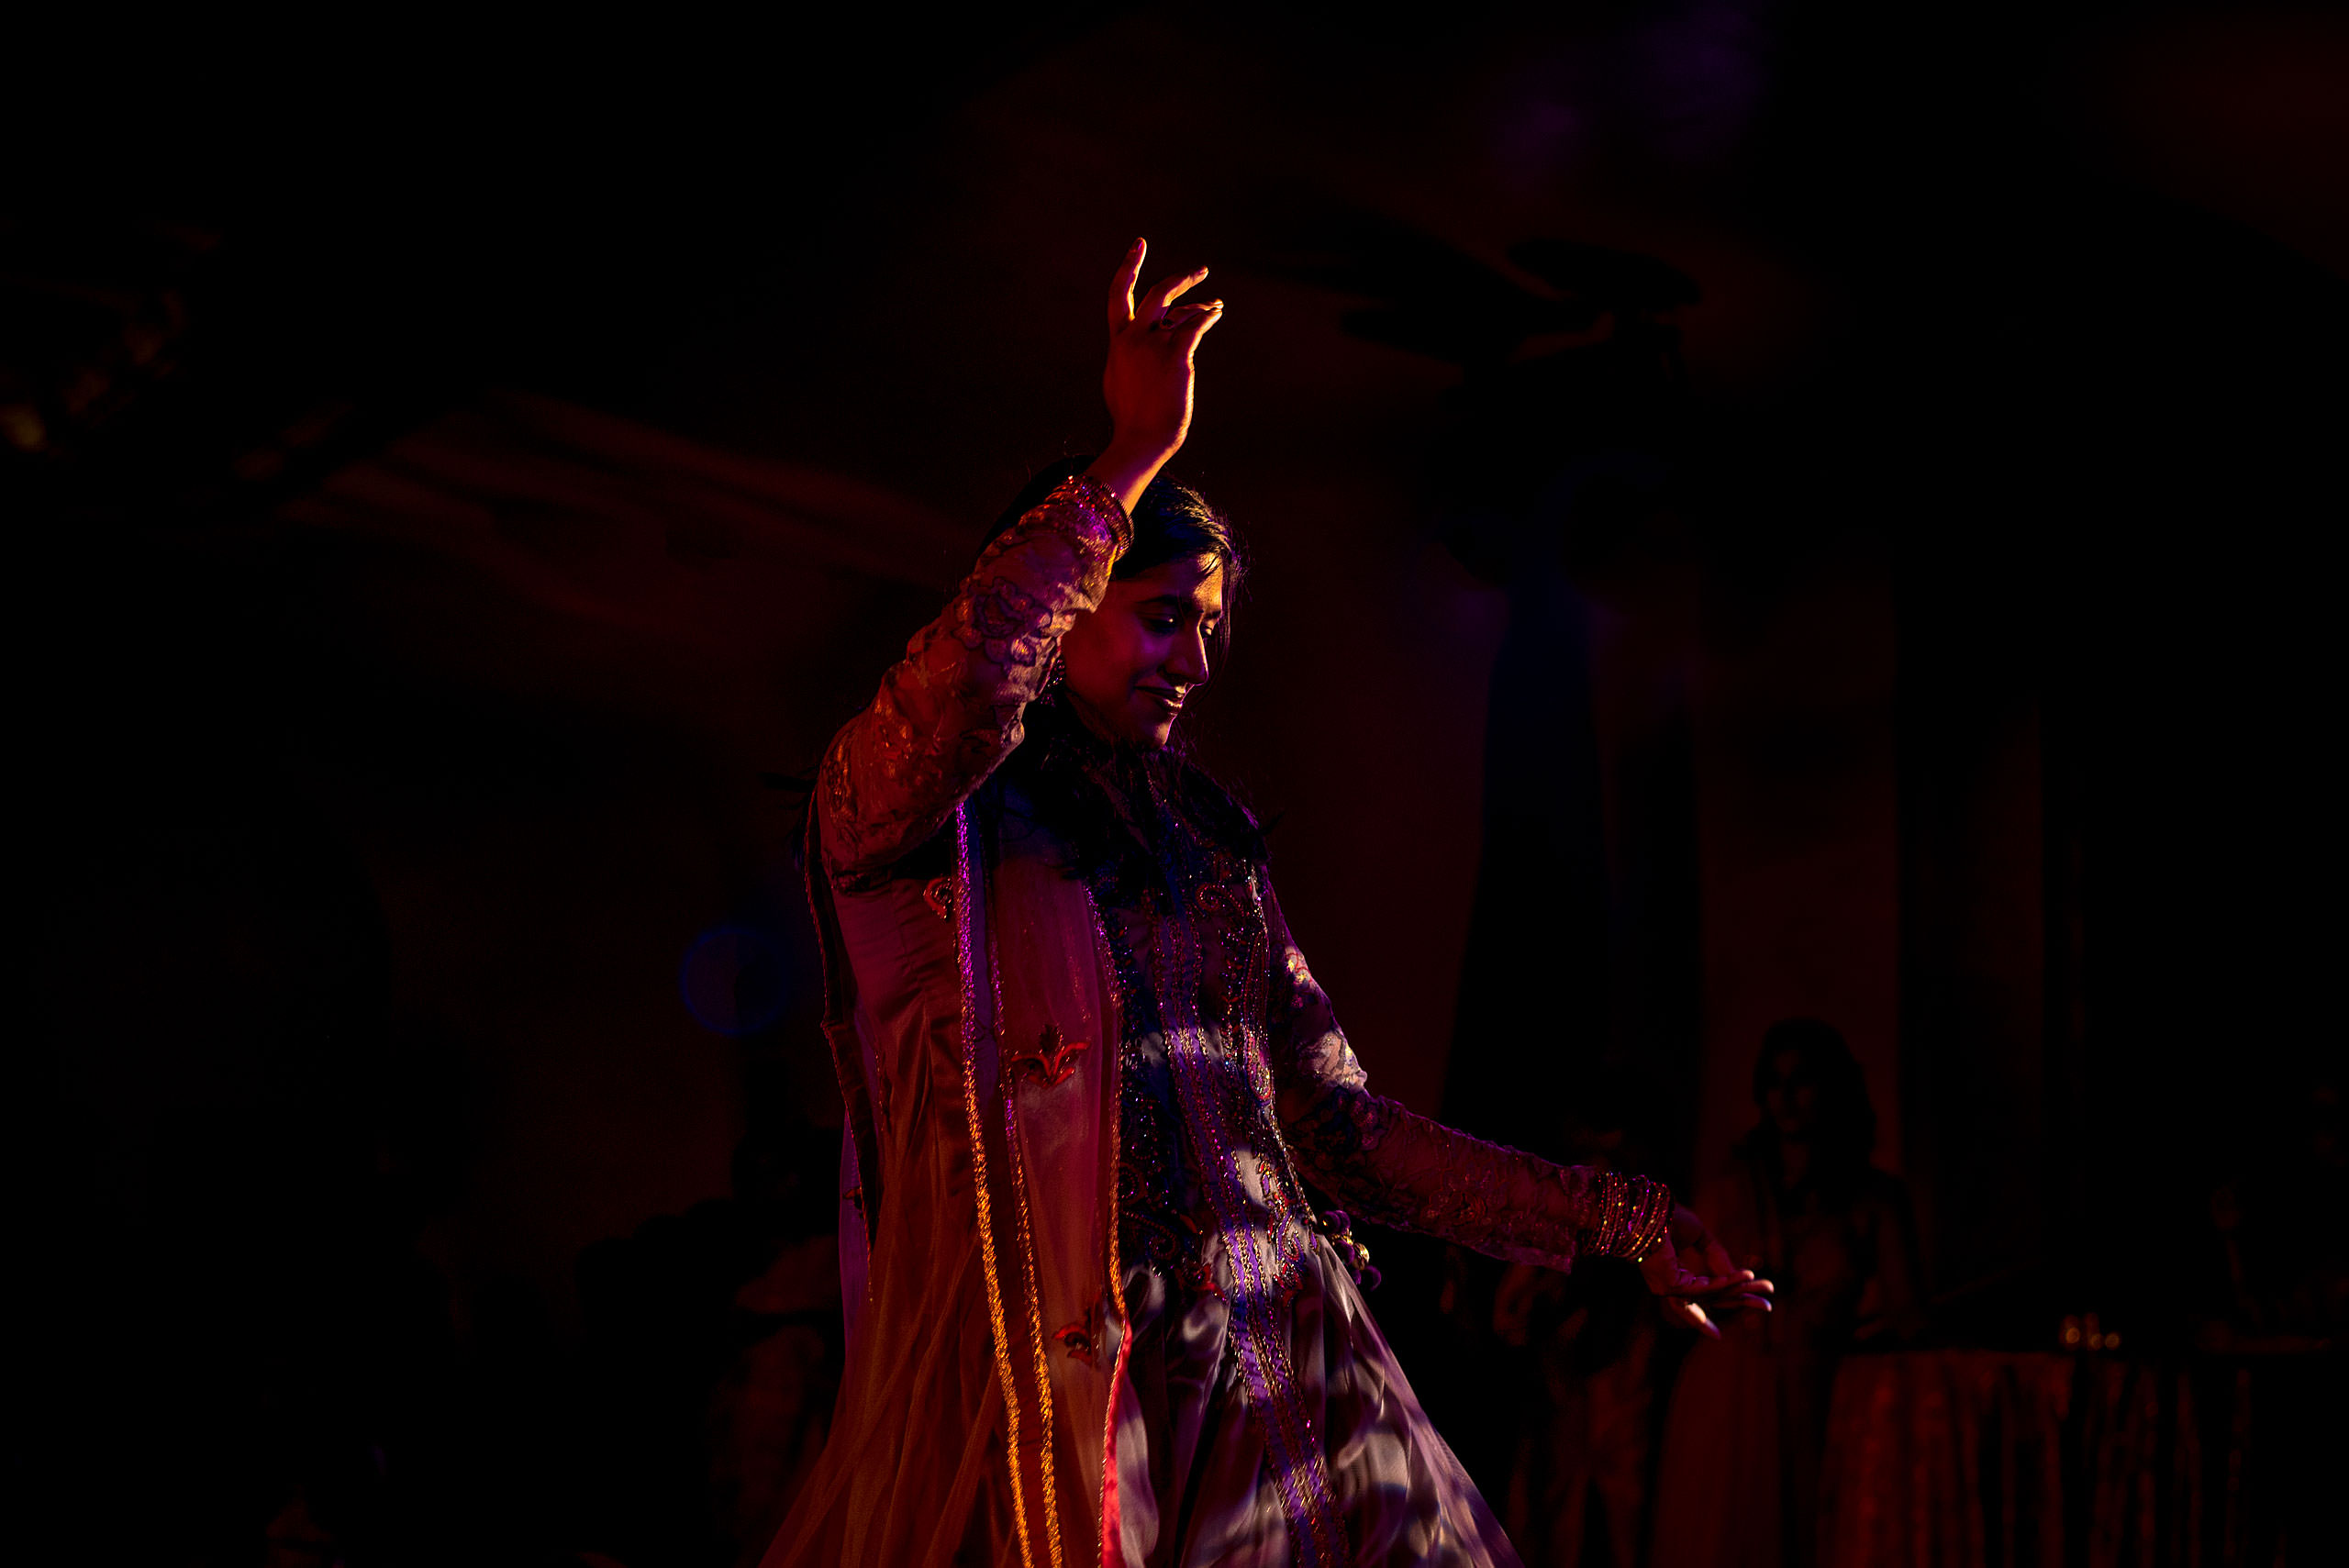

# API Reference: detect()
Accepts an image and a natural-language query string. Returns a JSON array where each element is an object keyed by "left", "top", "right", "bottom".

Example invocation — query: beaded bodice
[{"left": 1096, "top": 827, "right": 1311, "bottom": 1297}]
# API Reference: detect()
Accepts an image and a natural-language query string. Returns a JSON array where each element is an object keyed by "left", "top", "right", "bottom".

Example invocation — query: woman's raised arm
[
  {"left": 816, "top": 476, "right": 1130, "bottom": 880},
  {"left": 817, "top": 240, "right": 1225, "bottom": 881}
]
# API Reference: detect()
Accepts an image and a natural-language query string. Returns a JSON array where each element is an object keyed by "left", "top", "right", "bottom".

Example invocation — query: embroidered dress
[{"left": 761, "top": 477, "right": 1670, "bottom": 1568}]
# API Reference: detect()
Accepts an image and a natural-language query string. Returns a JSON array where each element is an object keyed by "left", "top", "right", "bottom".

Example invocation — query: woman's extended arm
[
  {"left": 818, "top": 240, "right": 1224, "bottom": 881},
  {"left": 1264, "top": 883, "right": 1769, "bottom": 1334}
]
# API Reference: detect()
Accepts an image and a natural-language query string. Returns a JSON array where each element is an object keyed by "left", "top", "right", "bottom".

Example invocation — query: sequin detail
[
  {"left": 1091, "top": 789, "right": 1347, "bottom": 1565},
  {"left": 1152, "top": 878, "right": 1347, "bottom": 1567}
]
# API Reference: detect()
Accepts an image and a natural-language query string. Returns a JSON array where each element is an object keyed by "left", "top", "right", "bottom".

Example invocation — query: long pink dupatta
[{"left": 764, "top": 801, "right": 1128, "bottom": 1568}]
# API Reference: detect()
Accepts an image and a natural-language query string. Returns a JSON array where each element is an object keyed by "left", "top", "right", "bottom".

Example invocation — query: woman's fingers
[
  {"left": 1664, "top": 1297, "right": 1722, "bottom": 1340},
  {"left": 1139, "top": 265, "right": 1210, "bottom": 321},
  {"left": 1109, "top": 239, "right": 1146, "bottom": 328},
  {"left": 1703, "top": 1269, "right": 1766, "bottom": 1294},
  {"left": 1671, "top": 1270, "right": 1772, "bottom": 1308},
  {"left": 1664, "top": 1283, "right": 1773, "bottom": 1335},
  {"left": 1668, "top": 1263, "right": 1750, "bottom": 1289},
  {"left": 1169, "top": 302, "right": 1226, "bottom": 357}
]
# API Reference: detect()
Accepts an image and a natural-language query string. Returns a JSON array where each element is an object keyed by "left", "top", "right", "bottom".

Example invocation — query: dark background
[{"left": 9, "top": 4, "right": 2343, "bottom": 1564}]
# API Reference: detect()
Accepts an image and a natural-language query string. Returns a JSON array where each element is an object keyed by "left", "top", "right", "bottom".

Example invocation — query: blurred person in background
[
  {"left": 1651, "top": 1019, "right": 1920, "bottom": 1568},
  {"left": 1492, "top": 1096, "right": 1672, "bottom": 1568}
]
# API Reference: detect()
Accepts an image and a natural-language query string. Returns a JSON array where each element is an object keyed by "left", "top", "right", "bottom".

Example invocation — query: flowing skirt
[{"left": 1107, "top": 1234, "right": 1521, "bottom": 1568}]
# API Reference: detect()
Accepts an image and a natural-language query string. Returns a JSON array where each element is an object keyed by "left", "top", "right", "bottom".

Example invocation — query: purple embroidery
[{"left": 1152, "top": 881, "right": 1348, "bottom": 1567}]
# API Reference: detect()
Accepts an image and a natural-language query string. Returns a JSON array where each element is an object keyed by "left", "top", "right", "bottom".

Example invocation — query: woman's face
[
  {"left": 1060, "top": 555, "right": 1225, "bottom": 749},
  {"left": 1762, "top": 1050, "right": 1822, "bottom": 1141}
]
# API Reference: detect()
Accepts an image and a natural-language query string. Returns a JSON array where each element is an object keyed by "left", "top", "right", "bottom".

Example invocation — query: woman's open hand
[
  {"left": 1087, "top": 238, "right": 1225, "bottom": 516},
  {"left": 1639, "top": 1205, "right": 1773, "bottom": 1340}
]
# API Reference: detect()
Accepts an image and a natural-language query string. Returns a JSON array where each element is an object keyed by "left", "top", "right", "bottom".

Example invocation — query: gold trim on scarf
[
  {"left": 988, "top": 890, "right": 1068, "bottom": 1568},
  {"left": 953, "top": 805, "right": 1052, "bottom": 1568}
]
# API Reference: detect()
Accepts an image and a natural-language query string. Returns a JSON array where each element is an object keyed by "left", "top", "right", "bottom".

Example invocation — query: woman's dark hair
[
  {"left": 986, "top": 455, "right": 1245, "bottom": 651},
  {"left": 1739, "top": 1017, "right": 1877, "bottom": 1196}
]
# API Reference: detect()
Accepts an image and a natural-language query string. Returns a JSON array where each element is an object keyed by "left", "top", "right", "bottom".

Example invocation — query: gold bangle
[{"left": 1623, "top": 1183, "right": 1674, "bottom": 1261}]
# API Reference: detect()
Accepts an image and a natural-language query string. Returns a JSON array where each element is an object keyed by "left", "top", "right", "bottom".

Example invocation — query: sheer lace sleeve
[
  {"left": 818, "top": 476, "right": 1130, "bottom": 883},
  {"left": 1263, "top": 881, "right": 1671, "bottom": 1272}
]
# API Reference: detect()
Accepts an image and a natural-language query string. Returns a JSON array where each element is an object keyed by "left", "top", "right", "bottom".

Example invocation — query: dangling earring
[{"left": 1041, "top": 649, "right": 1066, "bottom": 699}]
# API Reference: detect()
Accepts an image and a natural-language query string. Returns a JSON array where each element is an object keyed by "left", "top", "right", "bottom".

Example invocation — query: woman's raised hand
[
  {"left": 1086, "top": 238, "right": 1225, "bottom": 517},
  {"left": 1639, "top": 1205, "right": 1774, "bottom": 1340}
]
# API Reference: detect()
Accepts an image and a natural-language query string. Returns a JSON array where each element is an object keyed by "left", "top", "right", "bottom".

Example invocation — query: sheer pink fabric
[{"left": 766, "top": 481, "right": 1132, "bottom": 1568}]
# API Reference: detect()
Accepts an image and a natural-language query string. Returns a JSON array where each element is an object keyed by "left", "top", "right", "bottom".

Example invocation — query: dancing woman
[{"left": 763, "top": 241, "right": 1768, "bottom": 1568}]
